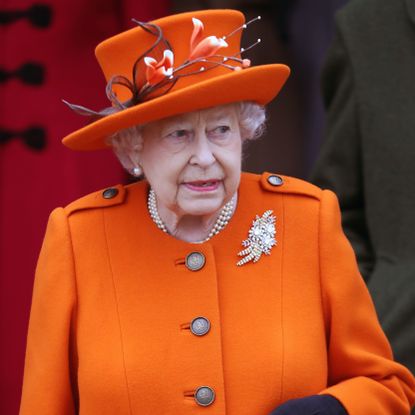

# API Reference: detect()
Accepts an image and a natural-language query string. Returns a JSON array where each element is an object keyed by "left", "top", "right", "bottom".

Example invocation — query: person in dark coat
[{"left": 310, "top": 2, "right": 415, "bottom": 410}]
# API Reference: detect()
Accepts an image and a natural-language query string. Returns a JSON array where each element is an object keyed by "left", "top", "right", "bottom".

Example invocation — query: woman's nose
[{"left": 189, "top": 134, "right": 216, "bottom": 167}]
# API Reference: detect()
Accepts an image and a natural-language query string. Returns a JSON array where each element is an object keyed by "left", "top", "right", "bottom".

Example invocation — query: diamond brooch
[{"left": 237, "top": 210, "right": 277, "bottom": 266}]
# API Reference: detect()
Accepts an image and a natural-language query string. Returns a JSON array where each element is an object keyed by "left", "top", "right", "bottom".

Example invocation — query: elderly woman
[{"left": 19, "top": 9, "right": 415, "bottom": 415}]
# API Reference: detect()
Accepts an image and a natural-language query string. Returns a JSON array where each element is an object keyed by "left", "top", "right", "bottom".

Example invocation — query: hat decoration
[{"left": 63, "top": 15, "right": 262, "bottom": 119}]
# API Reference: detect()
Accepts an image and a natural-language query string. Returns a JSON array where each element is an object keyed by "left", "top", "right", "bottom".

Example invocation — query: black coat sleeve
[{"left": 269, "top": 394, "right": 348, "bottom": 415}]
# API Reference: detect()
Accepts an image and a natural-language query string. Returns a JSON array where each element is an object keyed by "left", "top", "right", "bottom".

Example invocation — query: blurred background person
[{"left": 311, "top": 3, "right": 415, "bottom": 414}]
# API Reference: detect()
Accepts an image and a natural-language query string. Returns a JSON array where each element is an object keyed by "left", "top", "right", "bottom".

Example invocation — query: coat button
[
  {"left": 194, "top": 386, "right": 215, "bottom": 406},
  {"left": 190, "top": 317, "right": 211, "bottom": 336},
  {"left": 185, "top": 252, "right": 205, "bottom": 271},
  {"left": 102, "top": 188, "right": 119, "bottom": 199},
  {"left": 267, "top": 175, "right": 284, "bottom": 186}
]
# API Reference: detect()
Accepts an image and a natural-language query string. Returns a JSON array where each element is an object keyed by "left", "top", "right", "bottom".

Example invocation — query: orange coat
[{"left": 19, "top": 172, "right": 415, "bottom": 415}]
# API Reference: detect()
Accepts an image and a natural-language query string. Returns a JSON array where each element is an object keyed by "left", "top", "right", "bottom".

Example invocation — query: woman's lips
[{"left": 183, "top": 180, "right": 221, "bottom": 192}]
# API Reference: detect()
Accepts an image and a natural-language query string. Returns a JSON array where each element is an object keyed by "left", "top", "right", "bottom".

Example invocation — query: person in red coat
[{"left": 0, "top": 1, "right": 169, "bottom": 414}]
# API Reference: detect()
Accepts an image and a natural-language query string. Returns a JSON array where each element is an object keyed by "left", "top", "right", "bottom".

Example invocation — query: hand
[{"left": 269, "top": 394, "right": 348, "bottom": 415}]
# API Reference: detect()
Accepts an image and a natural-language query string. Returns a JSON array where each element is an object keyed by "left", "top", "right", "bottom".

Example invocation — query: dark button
[
  {"left": 18, "top": 62, "right": 45, "bottom": 85},
  {"left": 28, "top": 4, "right": 53, "bottom": 28},
  {"left": 267, "top": 175, "right": 284, "bottom": 186},
  {"left": 190, "top": 317, "right": 210, "bottom": 336},
  {"left": 22, "top": 126, "right": 46, "bottom": 150},
  {"left": 185, "top": 252, "right": 205, "bottom": 271},
  {"left": 102, "top": 188, "right": 119, "bottom": 199},
  {"left": 194, "top": 386, "right": 215, "bottom": 406},
  {"left": 0, "top": 62, "right": 44, "bottom": 85}
]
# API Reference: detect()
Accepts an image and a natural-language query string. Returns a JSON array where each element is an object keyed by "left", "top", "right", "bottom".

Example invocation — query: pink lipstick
[{"left": 184, "top": 180, "right": 220, "bottom": 192}]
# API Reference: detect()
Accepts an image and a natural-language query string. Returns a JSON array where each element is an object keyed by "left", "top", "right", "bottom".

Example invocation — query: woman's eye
[
  {"left": 167, "top": 129, "right": 188, "bottom": 139},
  {"left": 164, "top": 130, "right": 192, "bottom": 146},
  {"left": 210, "top": 126, "right": 230, "bottom": 136}
]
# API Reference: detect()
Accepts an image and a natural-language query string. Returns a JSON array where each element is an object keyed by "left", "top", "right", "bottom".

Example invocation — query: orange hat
[{"left": 62, "top": 9, "right": 290, "bottom": 151}]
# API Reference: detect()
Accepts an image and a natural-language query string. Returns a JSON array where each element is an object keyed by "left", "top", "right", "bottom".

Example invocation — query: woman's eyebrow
[{"left": 206, "top": 115, "right": 232, "bottom": 123}]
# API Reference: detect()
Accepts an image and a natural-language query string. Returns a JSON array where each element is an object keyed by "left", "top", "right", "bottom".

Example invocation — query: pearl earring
[{"left": 131, "top": 166, "right": 142, "bottom": 177}]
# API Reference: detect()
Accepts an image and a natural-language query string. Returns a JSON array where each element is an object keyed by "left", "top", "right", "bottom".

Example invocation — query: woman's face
[{"left": 140, "top": 104, "right": 242, "bottom": 218}]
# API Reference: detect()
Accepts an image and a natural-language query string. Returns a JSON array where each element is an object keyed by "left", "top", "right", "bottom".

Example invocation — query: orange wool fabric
[{"left": 19, "top": 172, "right": 415, "bottom": 414}]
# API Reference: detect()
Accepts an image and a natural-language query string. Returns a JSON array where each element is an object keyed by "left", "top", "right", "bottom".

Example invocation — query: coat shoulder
[
  {"left": 63, "top": 175, "right": 322, "bottom": 216},
  {"left": 244, "top": 172, "right": 323, "bottom": 200},
  {"left": 63, "top": 183, "right": 131, "bottom": 216}
]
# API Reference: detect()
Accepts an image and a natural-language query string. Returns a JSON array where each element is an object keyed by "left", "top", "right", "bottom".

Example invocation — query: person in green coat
[{"left": 311, "top": 3, "right": 415, "bottom": 413}]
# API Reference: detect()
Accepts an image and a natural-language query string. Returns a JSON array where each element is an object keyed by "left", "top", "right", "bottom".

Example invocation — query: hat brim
[{"left": 62, "top": 64, "right": 290, "bottom": 151}]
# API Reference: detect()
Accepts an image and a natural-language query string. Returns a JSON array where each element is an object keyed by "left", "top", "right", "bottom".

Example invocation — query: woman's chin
[
  {"left": 177, "top": 185, "right": 227, "bottom": 216},
  {"left": 179, "top": 198, "right": 225, "bottom": 217}
]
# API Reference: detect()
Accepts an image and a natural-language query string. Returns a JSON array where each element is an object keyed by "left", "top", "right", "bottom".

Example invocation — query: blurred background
[{"left": 1, "top": 0, "right": 347, "bottom": 413}]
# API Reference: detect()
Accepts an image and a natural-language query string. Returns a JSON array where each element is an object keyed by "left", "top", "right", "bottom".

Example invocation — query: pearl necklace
[{"left": 147, "top": 188, "right": 235, "bottom": 243}]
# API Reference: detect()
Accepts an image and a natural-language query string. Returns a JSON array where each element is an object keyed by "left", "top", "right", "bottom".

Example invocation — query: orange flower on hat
[
  {"left": 189, "top": 17, "right": 228, "bottom": 60},
  {"left": 144, "top": 49, "right": 174, "bottom": 86}
]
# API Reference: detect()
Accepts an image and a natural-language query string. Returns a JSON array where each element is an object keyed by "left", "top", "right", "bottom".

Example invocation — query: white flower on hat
[
  {"left": 144, "top": 49, "right": 174, "bottom": 86},
  {"left": 189, "top": 17, "right": 228, "bottom": 60}
]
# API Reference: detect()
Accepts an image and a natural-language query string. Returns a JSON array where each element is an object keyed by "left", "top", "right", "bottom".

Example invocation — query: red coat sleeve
[
  {"left": 318, "top": 190, "right": 415, "bottom": 414},
  {"left": 19, "top": 208, "right": 77, "bottom": 415}
]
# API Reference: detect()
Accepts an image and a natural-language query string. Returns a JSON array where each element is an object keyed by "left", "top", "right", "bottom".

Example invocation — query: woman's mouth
[{"left": 184, "top": 180, "right": 220, "bottom": 192}]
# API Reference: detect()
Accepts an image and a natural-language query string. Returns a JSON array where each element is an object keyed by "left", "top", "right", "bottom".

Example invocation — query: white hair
[{"left": 109, "top": 101, "right": 266, "bottom": 176}]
